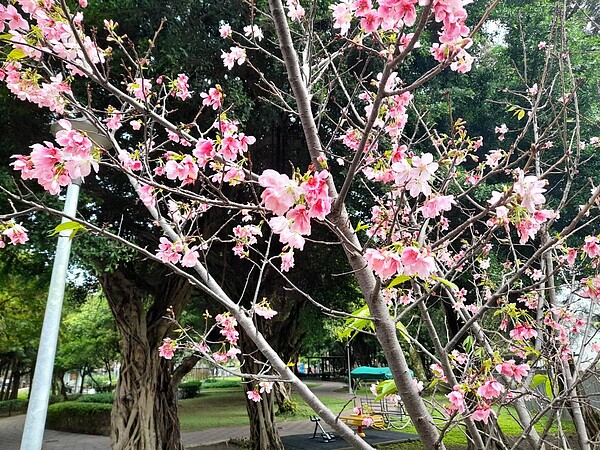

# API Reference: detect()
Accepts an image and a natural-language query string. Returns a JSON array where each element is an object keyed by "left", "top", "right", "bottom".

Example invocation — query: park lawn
[
  {"left": 178, "top": 388, "right": 576, "bottom": 448},
  {"left": 178, "top": 390, "right": 352, "bottom": 432}
]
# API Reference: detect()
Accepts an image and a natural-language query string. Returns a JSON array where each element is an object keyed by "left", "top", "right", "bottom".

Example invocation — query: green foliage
[
  {"left": 201, "top": 378, "right": 241, "bottom": 389},
  {"left": 56, "top": 293, "right": 120, "bottom": 374},
  {"left": 76, "top": 393, "right": 114, "bottom": 404},
  {"left": 0, "top": 399, "right": 28, "bottom": 417},
  {"left": 178, "top": 381, "right": 202, "bottom": 399},
  {"left": 46, "top": 402, "right": 112, "bottom": 435},
  {"left": 276, "top": 399, "right": 298, "bottom": 414}
]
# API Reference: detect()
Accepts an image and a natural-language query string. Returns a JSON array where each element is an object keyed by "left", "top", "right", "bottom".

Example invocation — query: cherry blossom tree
[{"left": 1, "top": 1, "right": 600, "bottom": 450}]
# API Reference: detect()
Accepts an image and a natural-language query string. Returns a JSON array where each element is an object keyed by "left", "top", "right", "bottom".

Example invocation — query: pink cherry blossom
[
  {"left": 583, "top": 236, "right": 600, "bottom": 259},
  {"left": 509, "top": 322, "right": 537, "bottom": 341},
  {"left": 496, "top": 359, "right": 529, "bottom": 382},
  {"left": 2, "top": 222, "right": 29, "bottom": 245},
  {"left": 419, "top": 194, "right": 455, "bottom": 218},
  {"left": 255, "top": 304, "right": 278, "bottom": 320},
  {"left": 472, "top": 404, "right": 494, "bottom": 424},
  {"left": 219, "top": 23, "right": 232, "bottom": 38},
  {"left": 181, "top": 248, "right": 200, "bottom": 267},
  {"left": 281, "top": 249, "right": 295, "bottom": 272},
  {"left": 247, "top": 390, "right": 262, "bottom": 402},
  {"left": 221, "top": 47, "right": 246, "bottom": 70},
  {"left": 401, "top": 246, "right": 436, "bottom": 278},
  {"left": 364, "top": 248, "right": 403, "bottom": 280},
  {"left": 447, "top": 386, "right": 466, "bottom": 413},
  {"left": 200, "top": 86, "right": 223, "bottom": 110},
  {"left": 138, "top": 184, "right": 156, "bottom": 207},
  {"left": 431, "top": 363, "right": 448, "bottom": 382},
  {"left": 259, "top": 169, "right": 302, "bottom": 216},
  {"left": 286, "top": 204, "right": 311, "bottom": 235},
  {"left": 158, "top": 338, "right": 176, "bottom": 359},
  {"left": 128, "top": 78, "right": 152, "bottom": 100},
  {"left": 513, "top": 170, "right": 547, "bottom": 213},
  {"left": 156, "top": 237, "right": 182, "bottom": 264},
  {"left": 259, "top": 381, "right": 274, "bottom": 394},
  {"left": 477, "top": 378, "right": 505, "bottom": 400}
]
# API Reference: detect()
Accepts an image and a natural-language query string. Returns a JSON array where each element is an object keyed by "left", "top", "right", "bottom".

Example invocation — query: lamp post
[
  {"left": 20, "top": 179, "right": 81, "bottom": 450},
  {"left": 347, "top": 342, "right": 353, "bottom": 395},
  {"left": 20, "top": 118, "right": 111, "bottom": 450}
]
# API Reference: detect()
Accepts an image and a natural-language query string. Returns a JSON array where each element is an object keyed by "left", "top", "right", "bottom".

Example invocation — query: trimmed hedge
[
  {"left": 77, "top": 392, "right": 114, "bottom": 404},
  {"left": 46, "top": 402, "right": 111, "bottom": 436},
  {"left": 178, "top": 381, "right": 202, "bottom": 399},
  {"left": 0, "top": 399, "right": 28, "bottom": 416}
]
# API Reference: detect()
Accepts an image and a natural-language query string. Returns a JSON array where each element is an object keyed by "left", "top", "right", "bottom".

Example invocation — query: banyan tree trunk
[
  {"left": 238, "top": 329, "right": 284, "bottom": 450},
  {"left": 101, "top": 269, "right": 191, "bottom": 450}
]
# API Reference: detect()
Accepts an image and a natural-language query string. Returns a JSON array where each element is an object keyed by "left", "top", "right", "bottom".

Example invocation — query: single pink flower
[
  {"left": 401, "top": 246, "right": 436, "bottom": 279},
  {"left": 158, "top": 338, "right": 176, "bottom": 359},
  {"left": 472, "top": 404, "right": 494, "bottom": 424},
  {"left": 247, "top": 390, "right": 262, "bottom": 402},
  {"left": 583, "top": 236, "right": 600, "bottom": 259},
  {"left": 477, "top": 378, "right": 505, "bottom": 400}
]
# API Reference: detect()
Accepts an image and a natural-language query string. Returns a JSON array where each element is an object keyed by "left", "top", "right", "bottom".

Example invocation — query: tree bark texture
[
  {"left": 238, "top": 328, "right": 284, "bottom": 450},
  {"left": 101, "top": 269, "right": 192, "bottom": 450}
]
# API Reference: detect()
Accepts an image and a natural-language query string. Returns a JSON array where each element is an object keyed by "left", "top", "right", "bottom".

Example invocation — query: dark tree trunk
[
  {"left": 9, "top": 365, "right": 20, "bottom": 400},
  {"left": 101, "top": 269, "right": 192, "bottom": 450},
  {"left": 238, "top": 329, "right": 284, "bottom": 450},
  {"left": 244, "top": 386, "right": 283, "bottom": 450}
]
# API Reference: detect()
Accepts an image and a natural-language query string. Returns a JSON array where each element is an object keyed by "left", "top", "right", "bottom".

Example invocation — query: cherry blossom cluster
[
  {"left": 436, "top": 352, "right": 531, "bottom": 425},
  {"left": 259, "top": 167, "right": 333, "bottom": 271},
  {"left": 0, "top": 220, "right": 29, "bottom": 248},
  {"left": 246, "top": 380, "right": 274, "bottom": 403},
  {"left": 155, "top": 237, "right": 201, "bottom": 267},
  {"left": 232, "top": 224, "right": 262, "bottom": 258},
  {"left": 11, "top": 119, "right": 100, "bottom": 194},
  {"left": 330, "top": 0, "right": 473, "bottom": 73},
  {"left": 487, "top": 169, "right": 555, "bottom": 245},
  {"left": 1, "top": 63, "right": 72, "bottom": 114},
  {"left": 1, "top": 1, "right": 105, "bottom": 79}
]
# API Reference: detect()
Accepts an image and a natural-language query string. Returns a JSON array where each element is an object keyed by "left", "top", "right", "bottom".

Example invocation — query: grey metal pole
[
  {"left": 347, "top": 343, "right": 352, "bottom": 395},
  {"left": 20, "top": 179, "right": 81, "bottom": 450}
]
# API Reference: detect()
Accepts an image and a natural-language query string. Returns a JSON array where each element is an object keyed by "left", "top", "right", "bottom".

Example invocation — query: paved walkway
[{"left": 0, "top": 381, "right": 352, "bottom": 449}]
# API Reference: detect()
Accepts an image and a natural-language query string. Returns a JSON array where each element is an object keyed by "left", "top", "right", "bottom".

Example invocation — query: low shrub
[
  {"left": 178, "top": 381, "right": 202, "bottom": 399},
  {"left": 0, "top": 399, "right": 28, "bottom": 416},
  {"left": 46, "top": 402, "right": 111, "bottom": 436},
  {"left": 201, "top": 378, "right": 241, "bottom": 389},
  {"left": 77, "top": 392, "right": 114, "bottom": 404}
]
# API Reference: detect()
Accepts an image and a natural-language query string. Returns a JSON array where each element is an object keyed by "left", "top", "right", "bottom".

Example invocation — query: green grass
[
  {"left": 179, "top": 391, "right": 249, "bottom": 431},
  {"left": 179, "top": 387, "right": 575, "bottom": 450},
  {"left": 178, "top": 389, "right": 353, "bottom": 431}
]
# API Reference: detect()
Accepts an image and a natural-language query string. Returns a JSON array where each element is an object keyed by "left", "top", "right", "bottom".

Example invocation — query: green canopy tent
[{"left": 350, "top": 366, "right": 393, "bottom": 380}]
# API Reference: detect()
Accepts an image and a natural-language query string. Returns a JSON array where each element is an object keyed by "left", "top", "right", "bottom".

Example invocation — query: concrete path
[{"left": 0, "top": 381, "right": 351, "bottom": 449}]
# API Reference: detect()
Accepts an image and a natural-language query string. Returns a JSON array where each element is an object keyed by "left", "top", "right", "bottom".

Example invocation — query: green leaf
[
  {"left": 387, "top": 275, "right": 410, "bottom": 288},
  {"left": 430, "top": 275, "right": 459, "bottom": 291},
  {"left": 517, "top": 109, "right": 526, "bottom": 120},
  {"left": 50, "top": 221, "right": 87, "bottom": 240},
  {"left": 463, "top": 335, "right": 475, "bottom": 353},
  {"left": 355, "top": 222, "right": 370, "bottom": 232},
  {"left": 396, "top": 321, "right": 410, "bottom": 343},
  {"left": 7, "top": 48, "right": 26, "bottom": 61},
  {"left": 0, "top": 34, "right": 13, "bottom": 41},
  {"left": 374, "top": 379, "right": 398, "bottom": 401},
  {"left": 532, "top": 373, "right": 554, "bottom": 400},
  {"left": 337, "top": 304, "right": 373, "bottom": 341}
]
